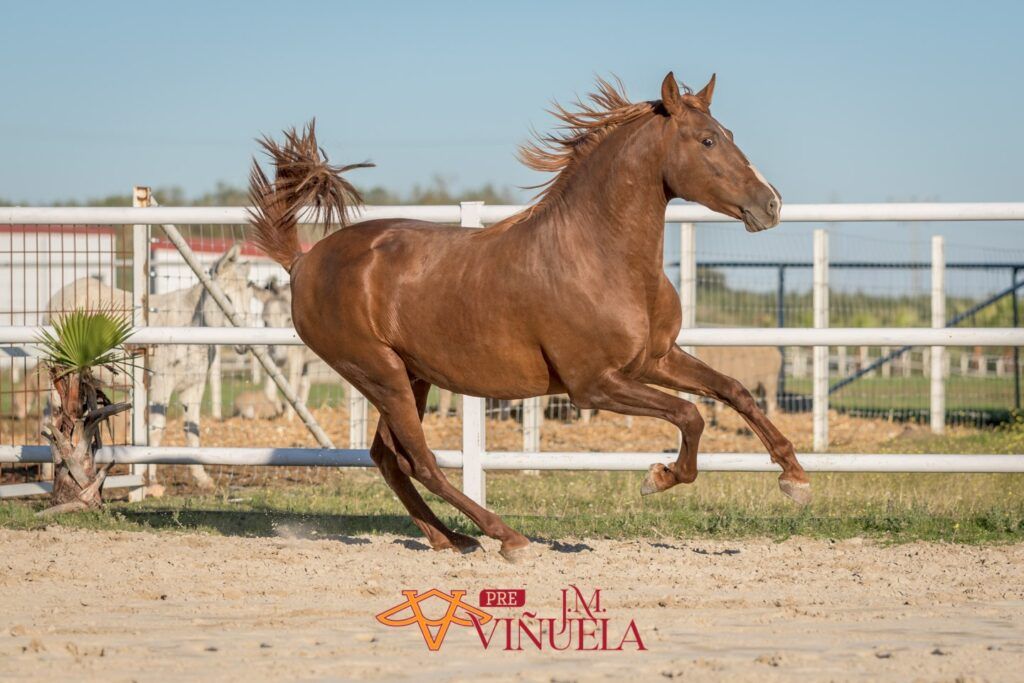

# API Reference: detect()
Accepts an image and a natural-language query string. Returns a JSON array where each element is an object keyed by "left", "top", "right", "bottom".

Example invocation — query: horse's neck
[
  {"left": 532, "top": 116, "right": 669, "bottom": 275},
  {"left": 150, "top": 282, "right": 205, "bottom": 327}
]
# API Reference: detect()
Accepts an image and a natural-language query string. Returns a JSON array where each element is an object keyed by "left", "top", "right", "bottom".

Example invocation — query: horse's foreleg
[
  {"left": 298, "top": 362, "right": 312, "bottom": 411},
  {"left": 641, "top": 346, "right": 810, "bottom": 505},
  {"left": 180, "top": 382, "right": 214, "bottom": 490},
  {"left": 148, "top": 374, "right": 171, "bottom": 448},
  {"left": 571, "top": 372, "right": 705, "bottom": 495}
]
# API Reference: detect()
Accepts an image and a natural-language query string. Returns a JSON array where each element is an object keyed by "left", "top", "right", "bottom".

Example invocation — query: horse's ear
[
  {"left": 661, "top": 72, "right": 684, "bottom": 116},
  {"left": 212, "top": 243, "right": 242, "bottom": 273},
  {"left": 696, "top": 73, "right": 716, "bottom": 108},
  {"left": 251, "top": 282, "right": 274, "bottom": 304}
]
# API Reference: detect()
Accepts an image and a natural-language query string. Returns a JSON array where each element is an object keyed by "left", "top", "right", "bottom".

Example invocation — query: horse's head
[
  {"left": 659, "top": 72, "right": 781, "bottom": 232},
  {"left": 207, "top": 244, "right": 256, "bottom": 351},
  {"left": 253, "top": 278, "right": 293, "bottom": 365}
]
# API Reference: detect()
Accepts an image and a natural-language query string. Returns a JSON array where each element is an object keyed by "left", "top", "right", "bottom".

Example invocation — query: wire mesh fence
[
  {"left": 1, "top": 216, "right": 1021, "bottom": 496},
  {"left": 0, "top": 224, "right": 136, "bottom": 486},
  {"left": 688, "top": 225, "right": 1022, "bottom": 445}
]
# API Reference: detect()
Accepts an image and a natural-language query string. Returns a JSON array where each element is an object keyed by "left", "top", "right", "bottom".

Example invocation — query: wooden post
[
  {"left": 813, "top": 229, "right": 829, "bottom": 452},
  {"left": 931, "top": 236, "right": 945, "bottom": 434},
  {"left": 130, "top": 186, "right": 151, "bottom": 501}
]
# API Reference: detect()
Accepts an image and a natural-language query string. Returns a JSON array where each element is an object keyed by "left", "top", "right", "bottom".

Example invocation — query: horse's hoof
[
  {"left": 779, "top": 477, "right": 812, "bottom": 506},
  {"left": 640, "top": 463, "right": 675, "bottom": 496},
  {"left": 450, "top": 534, "right": 483, "bottom": 555},
  {"left": 499, "top": 540, "right": 534, "bottom": 564}
]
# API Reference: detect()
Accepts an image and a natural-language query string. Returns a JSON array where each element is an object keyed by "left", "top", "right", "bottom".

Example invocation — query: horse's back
[
  {"left": 45, "top": 277, "right": 129, "bottom": 323},
  {"left": 292, "top": 219, "right": 554, "bottom": 396}
]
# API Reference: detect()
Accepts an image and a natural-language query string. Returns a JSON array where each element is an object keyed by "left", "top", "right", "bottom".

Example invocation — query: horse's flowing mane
[{"left": 507, "top": 77, "right": 662, "bottom": 225}]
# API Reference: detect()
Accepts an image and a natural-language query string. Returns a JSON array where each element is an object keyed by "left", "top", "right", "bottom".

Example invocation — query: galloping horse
[{"left": 248, "top": 72, "right": 809, "bottom": 560}]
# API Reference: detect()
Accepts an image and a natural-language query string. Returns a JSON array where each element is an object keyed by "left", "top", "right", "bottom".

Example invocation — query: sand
[{"left": 1, "top": 528, "right": 1022, "bottom": 682}]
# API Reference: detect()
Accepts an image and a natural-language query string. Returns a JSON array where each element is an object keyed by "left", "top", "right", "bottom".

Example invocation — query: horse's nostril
[{"left": 767, "top": 198, "right": 779, "bottom": 212}]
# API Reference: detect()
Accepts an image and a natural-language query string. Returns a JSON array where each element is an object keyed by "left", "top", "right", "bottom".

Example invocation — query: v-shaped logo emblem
[{"left": 376, "top": 589, "right": 493, "bottom": 651}]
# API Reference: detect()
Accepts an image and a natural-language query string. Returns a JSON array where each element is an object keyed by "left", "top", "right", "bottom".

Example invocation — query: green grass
[
  {"left": 3, "top": 467, "right": 1022, "bottom": 545},
  {"left": 788, "top": 375, "right": 1019, "bottom": 413},
  {"left": 3, "top": 407, "right": 1021, "bottom": 546}
]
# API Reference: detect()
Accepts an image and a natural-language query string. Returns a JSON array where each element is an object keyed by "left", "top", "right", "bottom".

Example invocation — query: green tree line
[{"left": 0, "top": 175, "right": 517, "bottom": 208}]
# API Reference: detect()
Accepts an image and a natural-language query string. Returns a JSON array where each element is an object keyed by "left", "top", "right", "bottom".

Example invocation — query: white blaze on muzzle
[{"left": 748, "top": 164, "right": 781, "bottom": 209}]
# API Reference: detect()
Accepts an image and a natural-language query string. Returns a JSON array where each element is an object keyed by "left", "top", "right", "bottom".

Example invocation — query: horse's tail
[{"left": 248, "top": 119, "right": 373, "bottom": 272}]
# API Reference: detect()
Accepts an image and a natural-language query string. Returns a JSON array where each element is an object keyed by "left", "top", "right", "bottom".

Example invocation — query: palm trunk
[{"left": 40, "top": 369, "right": 130, "bottom": 514}]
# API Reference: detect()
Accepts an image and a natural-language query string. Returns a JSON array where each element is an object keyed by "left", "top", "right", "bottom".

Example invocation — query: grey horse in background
[
  {"left": 46, "top": 244, "right": 254, "bottom": 490},
  {"left": 252, "top": 278, "right": 319, "bottom": 421}
]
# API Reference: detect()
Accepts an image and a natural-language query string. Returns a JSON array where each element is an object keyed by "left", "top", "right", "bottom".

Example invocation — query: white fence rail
[
  {"left": 4, "top": 202, "right": 1024, "bottom": 225},
  {"left": 2, "top": 202, "right": 1023, "bottom": 506},
  {"left": 3, "top": 445, "right": 1023, "bottom": 473},
  {"left": 2, "top": 326, "right": 1022, "bottom": 348}
]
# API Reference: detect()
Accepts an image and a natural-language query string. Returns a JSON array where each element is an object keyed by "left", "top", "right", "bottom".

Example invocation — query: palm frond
[{"left": 36, "top": 308, "right": 137, "bottom": 377}]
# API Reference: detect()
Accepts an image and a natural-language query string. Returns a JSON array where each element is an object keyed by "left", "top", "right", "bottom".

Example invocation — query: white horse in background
[
  {"left": 46, "top": 244, "right": 255, "bottom": 489},
  {"left": 252, "top": 279, "right": 319, "bottom": 420}
]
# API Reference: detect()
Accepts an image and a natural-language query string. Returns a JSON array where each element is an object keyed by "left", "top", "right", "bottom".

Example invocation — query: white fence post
[
  {"left": 931, "top": 235, "right": 946, "bottom": 434},
  {"left": 459, "top": 201, "right": 487, "bottom": 503},
  {"left": 813, "top": 229, "right": 829, "bottom": 452},
  {"left": 679, "top": 223, "right": 697, "bottom": 404},
  {"left": 347, "top": 382, "right": 368, "bottom": 449},
  {"left": 523, "top": 398, "right": 542, "bottom": 453},
  {"left": 209, "top": 350, "right": 223, "bottom": 420},
  {"left": 130, "top": 186, "right": 151, "bottom": 501},
  {"left": 462, "top": 394, "right": 486, "bottom": 505}
]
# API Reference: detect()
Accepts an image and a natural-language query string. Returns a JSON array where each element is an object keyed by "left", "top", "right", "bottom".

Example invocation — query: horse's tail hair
[{"left": 248, "top": 119, "right": 373, "bottom": 272}]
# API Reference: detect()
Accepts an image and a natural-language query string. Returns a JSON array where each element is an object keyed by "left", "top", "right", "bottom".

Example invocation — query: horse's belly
[{"left": 397, "top": 337, "right": 553, "bottom": 400}]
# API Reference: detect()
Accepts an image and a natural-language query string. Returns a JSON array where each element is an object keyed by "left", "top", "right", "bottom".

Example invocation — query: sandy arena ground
[{"left": 1, "top": 529, "right": 1022, "bottom": 682}]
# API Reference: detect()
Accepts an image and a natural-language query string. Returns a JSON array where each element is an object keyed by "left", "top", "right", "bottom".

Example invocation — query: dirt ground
[{"left": 1, "top": 528, "right": 1022, "bottom": 682}]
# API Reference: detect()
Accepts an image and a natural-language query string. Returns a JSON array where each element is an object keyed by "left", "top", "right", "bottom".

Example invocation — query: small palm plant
[{"left": 35, "top": 309, "right": 135, "bottom": 515}]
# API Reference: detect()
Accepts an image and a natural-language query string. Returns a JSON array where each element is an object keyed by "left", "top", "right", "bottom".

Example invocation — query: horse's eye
[{"left": 702, "top": 137, "right": 715, "bottom": 148}]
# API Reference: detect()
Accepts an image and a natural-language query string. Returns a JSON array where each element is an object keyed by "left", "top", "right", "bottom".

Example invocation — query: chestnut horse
[{"left": 248, "top": 72, "right": 809, "bottom": 560}]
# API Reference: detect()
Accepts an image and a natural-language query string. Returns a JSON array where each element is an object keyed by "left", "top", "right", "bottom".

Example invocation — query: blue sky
[
  {"left": 2, "top": 0, "right": 1022, "bottom": 204},
  {"left": 1, "top": 0, "right": 1022, "bottom": 281}
]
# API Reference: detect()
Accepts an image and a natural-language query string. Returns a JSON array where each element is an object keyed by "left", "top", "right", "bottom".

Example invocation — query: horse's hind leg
[
  {"left": 340, "top": 349, "right": 530, "bottom": 561},
  {"left": 641, "top": 346, "right": 810, "bottom": 505},
  {"left": 370, "top": 380, "right": 481, "bottom": 554}
]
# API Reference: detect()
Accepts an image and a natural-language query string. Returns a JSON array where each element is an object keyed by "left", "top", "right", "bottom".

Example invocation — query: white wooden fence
[{"left": 2, "top": 202, "right": 1023, "bottom": 506}]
